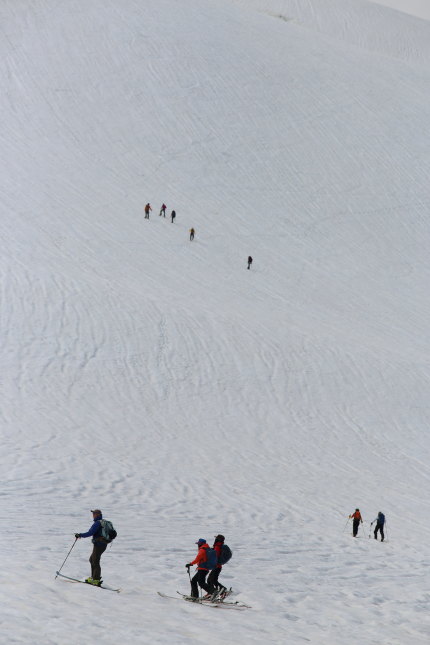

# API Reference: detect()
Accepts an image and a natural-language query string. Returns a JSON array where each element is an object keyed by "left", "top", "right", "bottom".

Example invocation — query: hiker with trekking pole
[
  {"left": 349, "top": 508, "right": 364, "bottom": 537},
  {"left": 185, "top": 538, "right": 217, "bottom": 599},
  {"left": 370, "top": 511, "right": 386, "bottom": 542}
]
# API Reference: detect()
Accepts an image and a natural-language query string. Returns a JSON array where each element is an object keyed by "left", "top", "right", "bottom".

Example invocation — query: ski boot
[{"left": 85, "top": 577, "right": 102, "bottom": 586}]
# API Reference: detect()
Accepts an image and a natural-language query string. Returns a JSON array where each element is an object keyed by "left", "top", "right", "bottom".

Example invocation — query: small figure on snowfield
[
  {"left": 159, "top": 203, "right": 167, "bottom": 217},
  {"left": 247, "top": 256, "right": 253, "bottom": 270},
  {"left": 371, "top": 511, "right": 385, "bottom": 542},
  {"left": 349, "top": 508, "right": 363, "bottom": 537},
  {"left": 189, "top": 228, "right": 195, "bottom": 241},
  {"left": 171, "top": 210, "right": 176, "bottom": 223},
  {"left": 144, "top": 203, "right": 152, "bottom": 219}
]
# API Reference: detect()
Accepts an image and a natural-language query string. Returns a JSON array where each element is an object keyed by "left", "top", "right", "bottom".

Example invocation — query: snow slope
[
  {"left": 371, "top": 0, "right": 430, "bottom": 21},
  {"left": 1, "top": 0, "right": 430, "bottom": 643}
]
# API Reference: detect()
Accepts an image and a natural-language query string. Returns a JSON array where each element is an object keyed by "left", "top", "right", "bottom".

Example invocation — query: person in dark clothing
[
  {"left": 247, "top": 256, "right": 253, "bottom": 270},
  {"left": 189, "top": 228, "right": 195, "bottom": 241},
  {"left": 207, "top": 534, "right": 227, "bottom": 594},
  {"left": 371, "top": 511, "right": 385, "bottom": 541},
  {"left": 185, "top": 539, "right": 213, "bottom": 599},
  {"left": 144, "top": 203, "right": 152, "bottom": 219},
  {"left": 349, "top": 508, "right": 363, "bottom": 537},
  {"left": 171, "top": 210, "right": 176, "bottom": 223},
  {"left": 159, "top": 203, "right": 166, "bottom": 217},
  {"left": 75, "top": 509, "right": 107, "bottom": 585}
]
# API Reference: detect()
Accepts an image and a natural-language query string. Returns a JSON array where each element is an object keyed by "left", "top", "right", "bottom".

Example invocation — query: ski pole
[
  {"left": 55, "top": 538, "right": 77, "bottom": 578},
  {"left": 368, "top": 522, "right": 373, "bottom": 539},
  {"left": 361, "top": 522, "right": 366, "bottom": 538},
  {"left": 343, "top": 518, "right": 350, "bottom": 533}
]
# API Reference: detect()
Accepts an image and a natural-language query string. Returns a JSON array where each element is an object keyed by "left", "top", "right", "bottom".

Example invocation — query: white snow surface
[
  {"left": 371, "top": 0, "right": 430, "bottom": 21},
  {"left": 1, "top": 0, "right": 430, "bottom": 643}
]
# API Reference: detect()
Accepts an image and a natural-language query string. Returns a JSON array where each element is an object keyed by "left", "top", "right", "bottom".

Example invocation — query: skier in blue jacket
[{"left": 75, "top": 509, "right": 107, "bottom": 585}]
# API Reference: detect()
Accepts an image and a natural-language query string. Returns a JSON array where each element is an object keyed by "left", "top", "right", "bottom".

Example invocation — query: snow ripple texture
[{"left": 1, "top": 0, "right": 430, "bottom": 643}]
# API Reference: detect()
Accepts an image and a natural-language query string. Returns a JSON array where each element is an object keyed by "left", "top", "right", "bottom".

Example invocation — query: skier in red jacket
[{"left": 207, "top": 534, "right": 227, "bottom": 595}]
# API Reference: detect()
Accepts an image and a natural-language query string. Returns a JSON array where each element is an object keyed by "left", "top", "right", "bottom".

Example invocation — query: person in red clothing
[
  {"left": 349, "top": 508, "right": 363, "bottom": 537},
  {"left": 185, "top": 538, "right": 213, "bottom": 599},
  {"left": 207, "top": 534, "right": 227, "bottom": 595}
]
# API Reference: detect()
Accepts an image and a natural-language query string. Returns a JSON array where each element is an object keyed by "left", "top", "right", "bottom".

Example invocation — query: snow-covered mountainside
[
  {"left": 1, "top": 0, "right": 429, "bottom": 643},
  {"left": 371, "top": 0, "right": 430, "bottom": 21}
]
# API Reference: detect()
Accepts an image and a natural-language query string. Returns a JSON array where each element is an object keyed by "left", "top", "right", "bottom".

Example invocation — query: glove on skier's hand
[
  {"left": 185, "top": 563, "right": 191, "bottom": 569},
  {"left": 75, "top": 533, "right": 81, "bottom": 539}
]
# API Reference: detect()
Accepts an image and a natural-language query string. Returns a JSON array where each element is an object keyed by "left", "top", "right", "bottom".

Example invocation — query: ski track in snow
[{"left": 1, "top": 0, "right": 430, "bottom": 643}]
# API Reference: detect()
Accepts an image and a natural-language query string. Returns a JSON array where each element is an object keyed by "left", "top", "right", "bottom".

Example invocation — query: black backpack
[{"left": 218, "top": 544, "right": 232, "bottom": 565}]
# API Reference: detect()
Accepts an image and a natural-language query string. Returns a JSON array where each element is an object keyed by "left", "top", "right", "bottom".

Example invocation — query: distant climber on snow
[
  {"left": 247, "top": 256, "right": 253, "bottom": 269},
  {"left": 189, "top": 228, "right": 195, "bottom": 241},
  {"left": 159, "top": 203, "right": 166, "bottom": 217},
  {"left": 171, "top": 210, "right": 176, "bottom": 223},
  {"left": 349, "top": 508, "right": 363, "bottom": 537},
  {"left": 144, "top": 203, "right": 152, "bottom": 219},
  {"left": 371, "top": 511, "right": 385, "bottom": 542}
]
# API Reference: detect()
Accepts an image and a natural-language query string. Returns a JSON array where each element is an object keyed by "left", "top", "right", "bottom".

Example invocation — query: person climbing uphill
[
  {"left": 371, "top": 511, "right": 385, "bottom": 542},
  {"left": 349, "top": 508, "right": 363, "bottom": 537}
]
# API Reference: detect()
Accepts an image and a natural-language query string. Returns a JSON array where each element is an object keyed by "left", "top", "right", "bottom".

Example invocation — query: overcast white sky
[{"left": 373, "top": 0, "right": 430, "bottom": 20}]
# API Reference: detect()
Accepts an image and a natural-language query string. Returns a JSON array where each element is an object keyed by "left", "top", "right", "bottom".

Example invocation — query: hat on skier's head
[
  {"left": 195, "top": 538, "right": 206, "bottom": 546},
  {"left": 214, "top": 534, "right": 225, "bottom": 542},
  {"left": 91, "top": 509, "right": 102, "bottom": 515},
  {"left": 355, "top": 508, "right": 359, "bottom": 511}
]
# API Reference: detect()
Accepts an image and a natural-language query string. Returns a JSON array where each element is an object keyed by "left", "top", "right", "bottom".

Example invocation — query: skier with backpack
[
  {"left": 185, "top": 538, "right": 216, "bottom": 599},
  {"left": 371, "top": 511, "right": 385, "bottom": 542},
  {"left": 74, "top": 509, "right": 117, "bottom": 586},
  {"left": 207, "top": 534, "right": 232, "bottom": 596}
]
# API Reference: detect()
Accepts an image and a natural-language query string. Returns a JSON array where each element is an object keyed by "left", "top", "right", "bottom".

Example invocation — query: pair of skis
[
  {"left": 157, "top": 590, "right": 251, "bottom": 610},
  {"left": 56, "top": 571, "right": 121, "bottom": 593}
]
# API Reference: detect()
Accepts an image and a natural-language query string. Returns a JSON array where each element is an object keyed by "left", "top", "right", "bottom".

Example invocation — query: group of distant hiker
[
  {"left": 348, "top": 508, "right": 386, "bottom": 541},
  {"left": 144, "top": 202, "right": 253, "bottom": 270},
  {"left": 71, "top": 511, "right": 232, "bottom": 599},
  {"left": 145, "top": 202, "right": 176, "bottom": 223}
]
